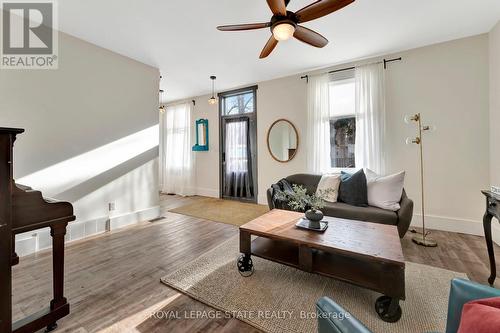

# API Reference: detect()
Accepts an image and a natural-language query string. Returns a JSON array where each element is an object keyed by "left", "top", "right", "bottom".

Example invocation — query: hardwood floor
[{"left": 12, "top": 195, "right": 500, "bottom": 332}]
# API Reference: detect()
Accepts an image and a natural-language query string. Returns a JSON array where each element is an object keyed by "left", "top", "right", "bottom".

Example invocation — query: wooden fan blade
[
  {"left": 293, "top": 25, "right": 328, "bottom": 48},
  {"left": 217, "top": 22, "right": 270, "bottom": 31},
  {"left": 260, "top": 35, "right": 278, "bottom": 59},
  {"left": 296, "top": 0, "right": 355, "bottom": 23},
  {"left": 266, "top": 0, "right": 287, "bottom": 16}
]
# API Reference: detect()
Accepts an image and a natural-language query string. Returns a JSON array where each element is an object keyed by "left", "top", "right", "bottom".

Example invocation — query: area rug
[
  {"left": 169, "top": 197, "right": 269, "bottom": 226},
  {"left": 161, "top": 236, "right": 468, "bottom": 333}
]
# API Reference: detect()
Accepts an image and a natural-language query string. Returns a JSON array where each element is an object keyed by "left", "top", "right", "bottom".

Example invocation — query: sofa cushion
[
  {"left": 286, "top": 174, "right": 322, "bottom": 195},
  {"left": 338, "top": 169, "right": 368, "bottom": 207},
  {"left": 316, "top": 174, "right": 341, "bottom": 203},
  {"left": 365, "top": 169, "right": 405, "bottom": 211},
  {"left": 322, "top": 202, "right": 398, "bottom": 225},
  {"left": 457, "top": 297, "right": 500, "bottom": 333}
]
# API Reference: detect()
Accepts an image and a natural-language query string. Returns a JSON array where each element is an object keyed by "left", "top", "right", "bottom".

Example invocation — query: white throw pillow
[
  {"left": 316, "top": 174, "right": 341, "bottom": 203},
  {"left": 365, "top": 169, "right": 405, "bottom": 211}
]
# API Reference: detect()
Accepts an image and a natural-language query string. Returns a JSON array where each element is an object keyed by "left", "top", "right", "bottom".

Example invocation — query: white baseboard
[
  {"left": 15, "top": 236, "right": 38, "bottom": 257},
  {"left": 411, "top": 213, "right": 500, "bottom": 246},
  {"left": 196, "top": 187, "right": 219, "bottom": 198},
  {"left": 15, "top": 206, "right": 160, "bottom": 257},
  {"left": 66, "top": 216, "right": 108, "bottom": 243},
  {"left": 109, "top": 206, "right": 161, "bottom": 230}
]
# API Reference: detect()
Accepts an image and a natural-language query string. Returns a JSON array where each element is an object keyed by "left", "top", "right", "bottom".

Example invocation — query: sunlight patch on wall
[{"left": 18, "top": 125, "right": 159, "bottom": 198}]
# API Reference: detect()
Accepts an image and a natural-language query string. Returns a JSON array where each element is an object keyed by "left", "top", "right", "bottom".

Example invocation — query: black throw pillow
[{"left": 338, "top": 169, "right": 368, "bottom": 207}]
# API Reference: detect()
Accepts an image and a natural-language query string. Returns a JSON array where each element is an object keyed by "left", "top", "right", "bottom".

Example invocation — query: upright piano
[{"left": 0, "top": 127, "right": 76, "bottom": 333}]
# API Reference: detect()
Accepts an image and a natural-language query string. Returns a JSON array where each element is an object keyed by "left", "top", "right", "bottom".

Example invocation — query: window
[
  {"left": 221, "top": 90, "right": 255, "bottom": 115},
  {"left": 164, "top": 103, "right": 191, "bottom": 170},
  {"left": 329, "top": 74, "right": 356, "bottom": 168},
  {"left": 225, "top": 120, "right": 249, "bottom": 173}
]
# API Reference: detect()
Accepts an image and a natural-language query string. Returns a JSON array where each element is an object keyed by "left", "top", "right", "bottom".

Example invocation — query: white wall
[
  {"left": 0, "top": 32, "right": 160, "bottom": 255},
  {"left": 257, "top": 78, "right": 308, "bottom": 203},
  {"left": 186, "top": 34, "right": 491, "bottom": 238},
  {"left": 385, "top": 34, "right": 490, "bottom": 236},
  {"left": 190, "top": 97, "right": 220, "bottom": 198},
  {"left": 490, "top": 21, "right": 500, "bottom": 188}
]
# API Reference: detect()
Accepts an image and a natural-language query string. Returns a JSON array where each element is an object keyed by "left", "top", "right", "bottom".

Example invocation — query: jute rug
[
  {"left": 161, "top": 236, "right": 468, "bottom": 333},
  {"left": 169, "top": 197, "right": 269, "bottom": 226}
]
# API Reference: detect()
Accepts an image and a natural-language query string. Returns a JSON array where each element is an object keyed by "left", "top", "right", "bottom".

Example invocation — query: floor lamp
[{"left": 405, "top": 113, "right": 437, "bottom": 247}]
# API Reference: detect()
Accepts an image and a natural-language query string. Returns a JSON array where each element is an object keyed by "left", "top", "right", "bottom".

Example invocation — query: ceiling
[{"left": 58, "top": 0, "right": 500, "bottom": 102}]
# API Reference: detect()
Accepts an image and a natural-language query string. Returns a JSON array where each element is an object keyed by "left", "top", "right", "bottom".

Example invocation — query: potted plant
[{"left": 275, "top": 184, "right": 334, "bottom": 229}]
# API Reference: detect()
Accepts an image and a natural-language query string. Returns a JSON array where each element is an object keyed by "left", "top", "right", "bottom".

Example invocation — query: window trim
[
  {"left": 329, "top": 68, "right": 355, "bottom": 82},
  {"left": 218, "top": 85, "right": 258, "bottom": 116}
]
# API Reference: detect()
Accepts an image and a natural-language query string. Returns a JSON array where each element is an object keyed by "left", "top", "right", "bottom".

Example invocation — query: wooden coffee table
[{"left": 237, "top": 209, "right": 406, "bottom": 322}]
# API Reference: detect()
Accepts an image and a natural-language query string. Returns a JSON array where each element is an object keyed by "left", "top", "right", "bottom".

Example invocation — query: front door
[{"left": 219, "top": 86, "right": 258, "bottom": 203}]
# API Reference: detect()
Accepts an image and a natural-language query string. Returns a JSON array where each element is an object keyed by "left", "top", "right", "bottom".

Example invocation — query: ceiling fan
[{"left": 217, "top": 0, "right": 355, "bottom": 59}]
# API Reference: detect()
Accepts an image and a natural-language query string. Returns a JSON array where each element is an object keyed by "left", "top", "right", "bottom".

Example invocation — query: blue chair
[{"left": 316, "top": 278, "right": 500, "bottom": 333}]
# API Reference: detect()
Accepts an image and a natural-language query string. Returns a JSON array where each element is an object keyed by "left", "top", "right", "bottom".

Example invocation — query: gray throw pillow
[
  {"left": 338, "top": 169, "right": 368, "bottom": 207},
  {"left": 272, "top": 179, "right": 294, "bottom": 210}
]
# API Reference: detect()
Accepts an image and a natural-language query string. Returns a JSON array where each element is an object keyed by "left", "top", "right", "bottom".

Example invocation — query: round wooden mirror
[{"left": 267, "top": 119, "right": 299, "bottom": 163}]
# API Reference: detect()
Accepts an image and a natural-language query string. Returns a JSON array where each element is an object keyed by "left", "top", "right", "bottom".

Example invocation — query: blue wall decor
[{"left": 193, "top": 119, "right": 209, "bottom": 151}]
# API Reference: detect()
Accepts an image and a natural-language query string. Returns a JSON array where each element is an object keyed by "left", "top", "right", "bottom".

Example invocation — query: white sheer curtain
[
  {"left": 306, "top": 74, "right": 331, "bottom": 173},
  {"left": 226, "top": 121, "right": 248, "bottom": 174},
  {"left": 224, "top": 119, "right": 253, "bottom": 198},
  {"left": 159, "top": 102, "right": 195, "bottom": 196},
  {"left": 354, "top": 63, "right": 386, "bottom": 174}
]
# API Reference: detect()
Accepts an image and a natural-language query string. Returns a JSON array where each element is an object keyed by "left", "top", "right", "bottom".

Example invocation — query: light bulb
[
  {"left": 208, "top": 97, "right": 217, "bottom": 105},
  {"left": 272, "top": 23, "right": 295, "bottom": 41},
  {"left": 159, "top": 106, "right": 165, "bottom": 114},
  {"left": 405, "top": 137, "right": 421, "bottom": 145}
]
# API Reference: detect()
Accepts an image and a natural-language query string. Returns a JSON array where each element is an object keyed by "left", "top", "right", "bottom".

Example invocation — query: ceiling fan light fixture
[
  {"left": 216, "top": 0, "right": 356, "bottom": 58},
  {"left": 272, "top": 22, "right": 296, "bottom": 41}
]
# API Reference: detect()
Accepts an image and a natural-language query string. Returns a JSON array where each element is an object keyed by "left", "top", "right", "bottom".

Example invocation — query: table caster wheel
[
  {"left": 375, "top": 296, "right": 402, "bottom": 323},
  {"left": 45, "top": 322, "right": 58, "bottom": 332},
  {"left": 237, "top": 254, "right": 254, "bottom": 277}
]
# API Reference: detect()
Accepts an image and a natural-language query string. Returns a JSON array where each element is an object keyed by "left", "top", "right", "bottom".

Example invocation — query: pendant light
[
  {"left": 208, "top": 76, "right": 217, "bottom": 105},
  {"left": 159, "top": 89, "right": 165, "bottom": 113}
]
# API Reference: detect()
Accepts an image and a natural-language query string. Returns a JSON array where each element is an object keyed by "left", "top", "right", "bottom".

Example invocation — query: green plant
[{"left": 275, "top": 184, "right": 335, "bottom": 212}]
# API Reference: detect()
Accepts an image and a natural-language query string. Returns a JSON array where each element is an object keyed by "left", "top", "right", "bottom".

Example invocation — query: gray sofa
[{"left": 266, "top": 174, "right": 414, "bottom": 238}]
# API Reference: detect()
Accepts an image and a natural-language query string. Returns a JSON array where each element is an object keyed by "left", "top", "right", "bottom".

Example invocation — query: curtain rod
[{"left": 300, "top": 57, "right": 402, "bottom": 82}]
